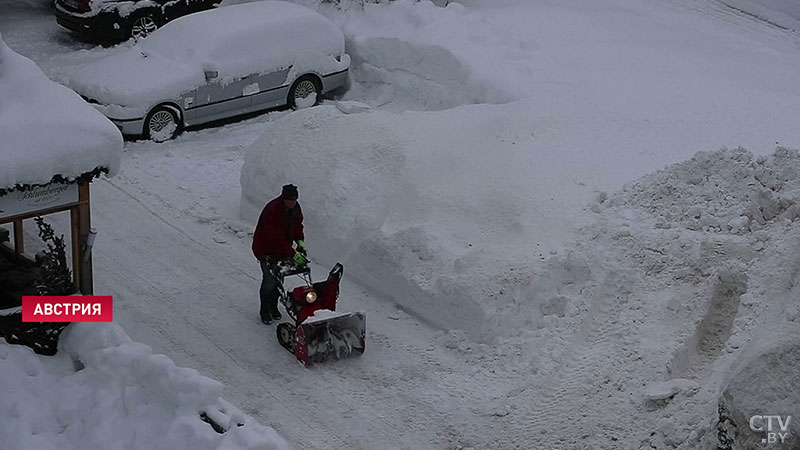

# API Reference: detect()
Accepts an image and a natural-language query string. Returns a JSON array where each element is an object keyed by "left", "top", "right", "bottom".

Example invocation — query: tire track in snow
[
  {"left": 491, "top": 263, "right": 642, "bottom": 450},
  {"left": 93, "top": 179, "right": 406, "bottom": 449},
  {"left": 666, "top": 270, "right": 746, "bottom": 382},
  {"left": 93, "top": 224, "right": 356, "bottom": 449},
  {"left": 671, "top": 0, "right": 798, "bottom": 39},
  {"left": 93, "top": 162, "right": 497, "bottom": 449}
]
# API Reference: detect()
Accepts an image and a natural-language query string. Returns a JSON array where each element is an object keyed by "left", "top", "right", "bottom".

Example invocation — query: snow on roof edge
[
  {"left": 0, "top": 33, "right": 124, "bottom": 194},
  {"left": 0, "top": 166, "right": 110, "bottom": 197}
]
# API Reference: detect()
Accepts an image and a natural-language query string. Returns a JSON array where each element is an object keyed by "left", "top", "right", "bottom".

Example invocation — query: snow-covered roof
[
  {"left": 0, "top": 33, "right": 122, "bottom": 195},
  {"left": 68, "top": 1, "right": 347, "bottom": 113}
]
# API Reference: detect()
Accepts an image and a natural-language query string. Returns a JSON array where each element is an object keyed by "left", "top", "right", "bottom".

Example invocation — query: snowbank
[
  {"left": 577, "top": 147, "right": 799, "bottom": 448},
  {"left": 609, "top": 147, "right": 800, "bottom": 234},
  {"left": 0, "top": 323, "right": 289, "bottom": 450},
  {"left": 720, "top": 337, "right": 800, "bottom": 449},
  {"left": 241, "top": 103, "right": 579, "bottom": 338},
  {"left": 327, "top": 0, "right": 535, "bottom": 110},
  {"left": 477, "top": 146, "right": 800, "bottom": 448},
  {"left": 237, "top": 0, "right": 800, "bottom": 346},
  {"left": 239, "top": 97, "right": 800, "bottom": 345},
  {"left": 0, "top": 34, "right": 122, "bottom": 191}
]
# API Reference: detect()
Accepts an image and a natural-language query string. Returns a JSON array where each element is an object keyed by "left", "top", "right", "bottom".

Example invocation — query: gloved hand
[
  {"left": 296, "top": 240, "right": 306, "bottom": 254},
  {"left": 293, "top": 251, "right": 308, "bottom": 266}
]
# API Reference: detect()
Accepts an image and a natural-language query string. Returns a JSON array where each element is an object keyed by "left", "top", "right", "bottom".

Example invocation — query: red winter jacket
[{"left": 252, "top": 196, "right": 304, "bottom": 261}]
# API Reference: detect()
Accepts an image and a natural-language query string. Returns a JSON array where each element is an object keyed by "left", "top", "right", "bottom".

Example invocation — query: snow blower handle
[
  {"left": 293, "top": 251, "right": 309, "bottom": 266},
  {"left": 275, "top": 258, "right": 310, "bottom": 277}
]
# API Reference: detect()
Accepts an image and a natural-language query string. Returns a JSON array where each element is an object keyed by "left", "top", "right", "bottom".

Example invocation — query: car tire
[
  {"left": 127, "top": 11, "right": 159, "bottom": 40},
  {"left": 144, "top": 105, "right": 181, "bottom": 142},
  {"left": 288, "top": 75, "right": 321, "bottom": 109}
]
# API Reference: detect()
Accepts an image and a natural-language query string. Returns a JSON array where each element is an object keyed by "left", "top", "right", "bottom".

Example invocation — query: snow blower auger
[{"left": 274, "top": 262, "right": 365, "bottom": 366}]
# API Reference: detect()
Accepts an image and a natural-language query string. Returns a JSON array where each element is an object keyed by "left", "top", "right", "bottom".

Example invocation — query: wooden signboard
[{"left": 0, "top": 183, "right": 79, "bottom": 222}]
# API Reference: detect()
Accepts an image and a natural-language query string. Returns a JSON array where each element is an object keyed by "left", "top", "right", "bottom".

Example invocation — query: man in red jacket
[{"left": 252, "top": 184, "right": 308, "bottom": 324}]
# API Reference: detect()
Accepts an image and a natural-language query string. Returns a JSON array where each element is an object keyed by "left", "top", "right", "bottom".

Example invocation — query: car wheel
[
  {"left": 288, "top": 75, "right": 321, "bottom": 109},
  {"left": 128, "top": 12, "right": 158, "bottom": 40},
  {"left": 145, "top": 105, "right": 180, "bottom": 142}
]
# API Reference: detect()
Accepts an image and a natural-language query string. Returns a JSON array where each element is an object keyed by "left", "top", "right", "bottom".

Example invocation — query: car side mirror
[{"left": 204, "top": 69, "right": 218, "bottom": 82}]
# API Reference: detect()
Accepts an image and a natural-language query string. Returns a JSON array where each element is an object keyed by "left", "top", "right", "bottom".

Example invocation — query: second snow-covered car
[
  {"left": 68, "top": 1, "right": 351, "bottom": 142},
  {"left": 55, "top": 0, "right": 219, "bottom": 42}
]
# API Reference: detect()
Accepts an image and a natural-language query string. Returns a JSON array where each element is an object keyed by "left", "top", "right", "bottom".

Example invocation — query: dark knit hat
[{"left": 281, "top": 184, "right": 298, "bottom": 200}]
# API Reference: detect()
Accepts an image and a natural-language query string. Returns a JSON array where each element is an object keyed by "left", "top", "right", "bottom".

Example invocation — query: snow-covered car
[
  {"left": 67, "top": 1, "right": 351, "bottom": 141},
  {"left": 55, "top": 0, "right": 219, "bottom": 42}
]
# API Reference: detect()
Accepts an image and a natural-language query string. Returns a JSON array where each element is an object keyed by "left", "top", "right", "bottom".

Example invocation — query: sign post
[{"left": 0, "top": 183, "right": 79, "bottom": 222}]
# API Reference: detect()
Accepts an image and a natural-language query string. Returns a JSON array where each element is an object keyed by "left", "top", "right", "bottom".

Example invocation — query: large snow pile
[
  {"left": 0, "top": 34, "right": 122, "bottom": 191},
  {"left": 474, "top": 147, "right": 800, "bottom": 449},
  {"left": 609, "top": 147, "right": 800, "bottom": 234},
  {"left": 327, "top": 0, "right": 535, "bottom": 111},
  {"left": 237, "top": 0, "right": 800, "bottom": 348},
  {"left": 0, "top": 323, "right": 290, "bottom": 450},
  {"left": 241, "top": 103, "right": 578, "bottom": 339},
  {"left": 240, "top": 93, "right": 800, "bottom": 342},
  {"left": 601, "top": 148, "right": 800, "bottom": 449},
  {"left": 68, "top": 1, "right": 349, "bottom": 116}
]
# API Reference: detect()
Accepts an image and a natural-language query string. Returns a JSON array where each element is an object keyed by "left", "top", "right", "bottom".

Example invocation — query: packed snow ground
[
  {"left": 716, "top": 0, "right": 800, "bottom": 30},
  {"left": 2, "top": 0, "right": 800, "bottom": 449}
]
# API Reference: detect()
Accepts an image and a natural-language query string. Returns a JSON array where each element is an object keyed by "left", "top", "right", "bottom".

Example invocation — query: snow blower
[{"left": 274, "top": 262, "right": 365, "bottom": 365}]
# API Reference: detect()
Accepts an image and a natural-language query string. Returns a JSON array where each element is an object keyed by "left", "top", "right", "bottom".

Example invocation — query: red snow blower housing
[{"left": 275, "top": 262, "right": 365, "bottom": 365}]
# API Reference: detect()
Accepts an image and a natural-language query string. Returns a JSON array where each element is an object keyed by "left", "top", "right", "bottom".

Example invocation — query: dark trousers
[{"left": 259, "top": 260, "right": 283, "bottom": 320}]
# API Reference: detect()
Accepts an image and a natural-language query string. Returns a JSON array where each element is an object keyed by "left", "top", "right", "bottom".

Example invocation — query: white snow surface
[
  {"left": 2, "top": 0, "right": 800, "bottom": 449},
  {"left": 0, "top": 34, "right": 122, "bottom": 191},
  {"left": 644, "top": 378, "right": 700, "bottom": 401},
  {"left": 302, "top": 308, "right": 352, "bottom": 324},
  {"left": 331, "top": 0, "right": 535, "bottom": 110},
  {"left": 0, "top": 323, "right": 289, "bottom": 450},
  {"left": 68, "top": 1, "right": 349, "bottom": 115},
  {"left": 720, "top": 336, "right": 800, "bottom": 449},
  {"left": 719, "top": 0, "right": 800, "bottom": 30},
  {"left": 242, "top": 0, "right": 799, "bottom": 342}
]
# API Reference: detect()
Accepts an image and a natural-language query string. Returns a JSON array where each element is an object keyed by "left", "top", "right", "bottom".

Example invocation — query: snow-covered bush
[{"left": 33, "top": 217, "right": 73, "bottom": 296}]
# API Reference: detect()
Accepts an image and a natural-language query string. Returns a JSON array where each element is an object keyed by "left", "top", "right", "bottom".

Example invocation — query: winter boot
[{"left": 266, "top": 291, "right": 281, "bottom": 322}]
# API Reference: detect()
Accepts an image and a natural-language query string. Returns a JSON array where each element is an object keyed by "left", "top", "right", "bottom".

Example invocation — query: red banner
[{"left": 22, "top": 296, "right": 113, "bottom": 322}]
